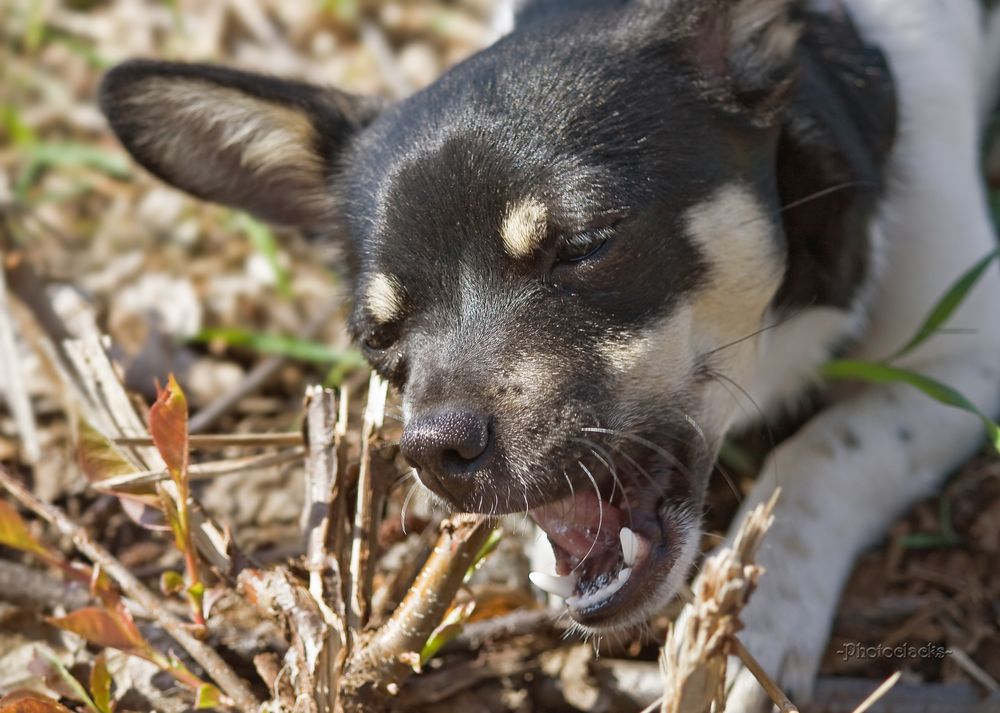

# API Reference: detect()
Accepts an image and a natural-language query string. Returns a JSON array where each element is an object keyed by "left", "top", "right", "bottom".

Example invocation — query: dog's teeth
[
  {"left": 618, "top": 567, "right": 632, "bottom": 583},
  {"left": 529, "top": 571, "right": 577, "bottom": 599},
  {"left": 619, "top": 527, "right": 638, "bottom": 566}
]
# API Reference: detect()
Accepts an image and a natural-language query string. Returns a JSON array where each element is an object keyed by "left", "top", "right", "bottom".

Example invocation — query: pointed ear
[
  {"left": 647, "top": 0, "right": 800, "bottom": 125},
  {"left": 100, "top": 61, "right": 382, "bottom": 228}
]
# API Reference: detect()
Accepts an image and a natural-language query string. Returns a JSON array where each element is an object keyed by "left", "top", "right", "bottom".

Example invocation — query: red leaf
[
  {"left": 148, "top": 374, "right": 189, "bottom": 480},
  {"left": 47, "top": 604, "right": 147, "bottom": 653},
  {"left": 0, "top": 499, "right": 53, "bottom": 560},
  {"left": 0, "top": 691, "right": 74, "bottom": 713}
]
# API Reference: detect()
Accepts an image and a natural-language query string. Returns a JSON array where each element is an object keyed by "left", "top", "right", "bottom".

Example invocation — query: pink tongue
[{"left": 529, "top": 491, "right": 623, "bottom": 575}]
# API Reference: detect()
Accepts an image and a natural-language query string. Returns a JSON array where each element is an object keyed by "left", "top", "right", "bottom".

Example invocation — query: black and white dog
[{"left": 99, "top": 0, "right": 1000, "bottom": 707}]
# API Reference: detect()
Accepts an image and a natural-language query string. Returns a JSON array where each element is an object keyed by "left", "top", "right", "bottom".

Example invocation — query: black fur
[{"left": 773, "top": 7, "right": 896, "bottom": 312}]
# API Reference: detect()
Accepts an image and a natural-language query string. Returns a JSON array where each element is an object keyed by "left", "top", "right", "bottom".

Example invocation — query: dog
[{"left": 99, "top": 0, "right": 1000, "bottom": 708}]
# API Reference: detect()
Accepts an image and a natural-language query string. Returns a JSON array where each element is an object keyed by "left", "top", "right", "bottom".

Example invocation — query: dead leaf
[{"left": 0, "top": 691, "right": 74, "bottom": 713}]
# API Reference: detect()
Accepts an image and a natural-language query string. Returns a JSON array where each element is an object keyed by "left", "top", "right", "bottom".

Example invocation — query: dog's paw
[{"left": 723, "top": 552, "right": 837, "bottom": 712}]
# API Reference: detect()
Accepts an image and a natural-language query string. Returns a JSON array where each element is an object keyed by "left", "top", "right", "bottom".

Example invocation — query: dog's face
[{"left": 101, "top": 0, "right": 797, "bottom": 629}]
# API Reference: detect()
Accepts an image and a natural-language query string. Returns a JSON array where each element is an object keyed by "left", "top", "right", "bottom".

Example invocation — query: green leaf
[
  {"left": 194, "top": 684, "right": 222, "bottom": 710},
  {"left": 41, "top": 653, "right": 100, "bottom": 713},
  {"left": 822, "top": 360, "right": 1000, "bottom": 451},
  {"left": 159, "top": 492, "right": 188, "bottom": 552},
  {"left": 889, "top": 247, "right": 1000, "bottom": 360},
  {"left": 160, "top": 570, "right": 185, "bottom": 596},
  {"left": 192, "top": 328, "right": 366, "bottom": 368},
  {"left": 232, "top": 212, "right": 292, "bottom": 298},
  {"left": 419, "top": 600, "right": 475, "bottom": 666},
  {"left": 89, "top": 652, "right": 113, "bottom": 713},
  {"left": 900, "top": 531, "right": 960, "bottom": 549},
  {"left": 464, "top": 527, "right": 503, "bottom": 583},
  {"left": 901, "top": 497, "right": 960, "bottom": 550}
]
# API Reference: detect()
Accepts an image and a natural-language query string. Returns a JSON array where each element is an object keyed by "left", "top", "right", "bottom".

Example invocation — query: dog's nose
[{"left": 401, "top": 407, "right": 493, "bottom": 477}]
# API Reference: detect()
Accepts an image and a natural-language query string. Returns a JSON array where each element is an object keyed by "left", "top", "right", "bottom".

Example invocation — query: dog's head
[{"left": 101, "top": 0, "right": 799, "bottom": 629}]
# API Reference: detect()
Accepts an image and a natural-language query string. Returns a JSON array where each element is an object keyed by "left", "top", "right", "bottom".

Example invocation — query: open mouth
[{"left": 526, "top": 453, "right": 694, "bottom": 628}]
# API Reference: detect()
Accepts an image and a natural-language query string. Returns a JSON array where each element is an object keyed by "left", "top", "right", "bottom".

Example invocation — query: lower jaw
[{"left": 566, "top": 545, "right": 674, "bottom": 628}]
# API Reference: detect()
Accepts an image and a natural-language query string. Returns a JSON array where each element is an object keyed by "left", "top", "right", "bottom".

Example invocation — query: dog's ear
[
  {"left": 643, "top": 0, "right": 799, "bottom": 125},
  {"left": 100, "top": 61, "right": 382, "bottom": 228}
]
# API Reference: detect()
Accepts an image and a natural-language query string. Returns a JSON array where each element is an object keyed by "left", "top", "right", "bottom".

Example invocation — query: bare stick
[
  {"left": 302, "top": 385, "right": 348, "bottom": 713},
  {"left": 303, "top": 386, "right": 340, "bottom": 594},
  {"left": 948, "top": 648, "right": 999, "bottom": 692},
  {"left": 116, "top": 432, "right": 303, "bottom": 450},
  {"left": 850, "top": 671, "right": 902, "bottom": 713},
  {"left": 732, "top": 638, "right": 800, "bottom": 713},
  {"left": 346, "top": 374, "right": 388, "bottom": 632},
  {"left": 338, "top": 514, "right": 494, "bottom": 712},
  {"left": 188, "top": 354, "right": 287, "bottom": 434},
  {"left": 0, "top": 466, "right": 261, "bottom": 713},
  {"left": 95, "top": 448, "right": 305, "bottom": 491}
]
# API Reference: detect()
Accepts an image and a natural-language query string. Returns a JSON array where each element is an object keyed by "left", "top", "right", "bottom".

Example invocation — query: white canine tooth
[
  {"left": 529, "top": 571, "right": 577, "bottom": 599},
  {"left": 618, "top": 567, "right": 632, "bottom": 583},
  {"left": 619, "top": 527, "right": 637, "bottom": 566}
]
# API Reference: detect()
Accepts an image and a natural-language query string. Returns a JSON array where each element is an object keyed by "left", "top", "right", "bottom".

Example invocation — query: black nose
[{"left": 401, "top": 407, "right": 493, "bottom": 477}]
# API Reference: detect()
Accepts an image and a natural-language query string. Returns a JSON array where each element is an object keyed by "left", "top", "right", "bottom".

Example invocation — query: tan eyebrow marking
[
  {"left": 366, "top": 273, "right": 405, "bottom": 323},
  {"left": 501, "top": 197, "right": 548, "bottom": 258}
]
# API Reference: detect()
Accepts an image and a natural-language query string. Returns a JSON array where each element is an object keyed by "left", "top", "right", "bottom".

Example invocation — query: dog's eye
[
  {"left": 363, "top": 324, "right": 398, "bottom": 352},
  {"left": 554, "top": 229, "right": 611, "bottom": 266}
]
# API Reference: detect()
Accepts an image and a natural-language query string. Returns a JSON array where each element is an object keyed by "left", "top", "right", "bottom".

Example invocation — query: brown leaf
[
  {"left": 148, "top": 374, "right": 189, "bottom": 480},
  {"left": 0, "top": 691, "right": 74, "bottom": 713},
  {"left": 47, "top": 604, "right": 148, "bottom": 653}
]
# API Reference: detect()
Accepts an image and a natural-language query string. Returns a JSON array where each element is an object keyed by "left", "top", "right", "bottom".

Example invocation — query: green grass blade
[
  {"left": 822, "top": 359, "right": 1000, "bottom": 451},
  {"left": 14, "top": 142, "right": 131, "bottom": 197},
  {"left": 192, "top": 328, "right": 366, "bottom": 369},
  {"left": 232, "top": 212, "right": 293, "bottom": 298},
  {"left": 888, "top": 247, "right": 1000, "bottom": 361}
]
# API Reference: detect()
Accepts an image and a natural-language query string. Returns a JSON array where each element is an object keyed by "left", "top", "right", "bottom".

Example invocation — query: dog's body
[{"left": 100, "top": 0, "right": 1000, "bottom": 708}]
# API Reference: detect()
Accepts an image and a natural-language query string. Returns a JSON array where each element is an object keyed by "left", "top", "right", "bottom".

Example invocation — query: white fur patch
[
  {"left": 501, "top": 198, "right": 547, "bottom": 259},
  {"left": 366, "top": 273, "right": 404, "bottom": 324},
  {"left": 601, "top": 308, "right": 696, "bottom": 406},
  {"left": 686, "top": 185, "right": 784, "bottom": 344}
]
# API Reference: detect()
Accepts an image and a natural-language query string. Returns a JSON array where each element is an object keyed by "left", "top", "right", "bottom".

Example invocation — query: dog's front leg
[{"left": 722, "top": 347, "right": 1000, "bottom": 711}]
